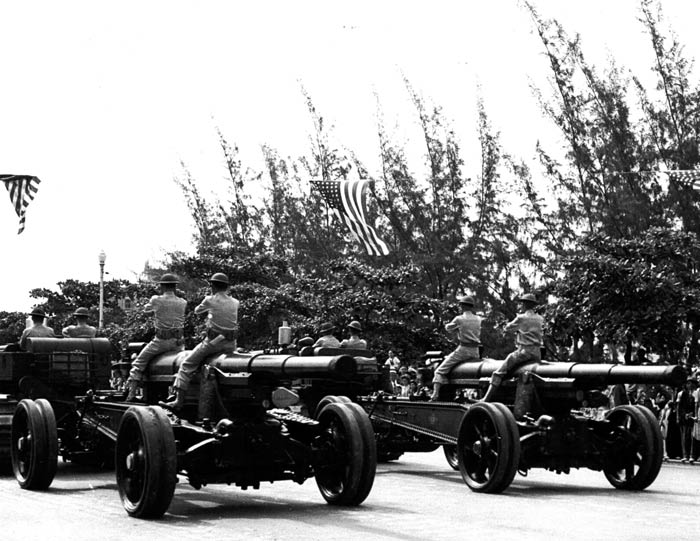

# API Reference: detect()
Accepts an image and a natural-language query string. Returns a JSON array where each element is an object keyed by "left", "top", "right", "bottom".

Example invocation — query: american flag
[
  {"left": 1, "top": 175, "right": 41, "bottom": 234},
  {"left": 666, "top": 169, "right": 700, "bottom": 188},
  {"left": 312, "top": 179, "right": 390, "bottom": 256}
]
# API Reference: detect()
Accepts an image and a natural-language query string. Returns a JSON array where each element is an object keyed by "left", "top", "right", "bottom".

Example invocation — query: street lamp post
[{"left": 99, "top": 250, "right": 106, "bottom": 330}]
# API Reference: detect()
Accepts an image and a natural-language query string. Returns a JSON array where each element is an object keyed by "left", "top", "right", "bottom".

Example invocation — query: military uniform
[
  {"left": 313, "top": 322, "right": 340, "bottom": 348},
  {"left": 482, "top": 294, "right": 544, "bottom": 403},
  {"left": 433, "top": 311, "right": 482, "bottom": 385},
  {"left": 172, "top": 290, "right": 239, "bottom": 390},
  {"left": 340, "top": 320, "right": 367, "bottom": 349},
  {"left": 62, "top": 324, "right": 97, "bottom": 338},
  {"left": 62, "top": 307, "right": 97, "bottom": 338},
  {"left": 128, "top": 290, "right": 187, "bottom": 382},
  {"left": 20, "top": 322, "right": 55, "bottom": 349},
  {"left": 431, "top": 296, "right": 481, "bottom": 401}
]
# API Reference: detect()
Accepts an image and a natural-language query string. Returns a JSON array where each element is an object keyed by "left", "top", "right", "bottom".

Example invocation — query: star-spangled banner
[
  {"left": 1, "top": 175, "right": 41, "bottom": 234},
  {"left": 311, "top": 179, "right": 390, "bottom": 256}
]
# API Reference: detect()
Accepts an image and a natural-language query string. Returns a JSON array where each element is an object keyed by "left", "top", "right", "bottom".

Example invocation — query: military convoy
[{"left": 1, "top": 331, "right": 687, "bottom": 519}]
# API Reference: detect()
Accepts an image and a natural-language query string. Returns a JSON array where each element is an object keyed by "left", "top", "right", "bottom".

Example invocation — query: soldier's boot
[
  {"left": 125, "top": 379, "right": 141, "bottom": 402},
  {"left": 159, "top": 388, "right": 185, "bottom": 411},
  {"left": 481, "top": 372, "right": 504, "bottom": 402},
  {"left": 429, "top": 383, "right": 442, "bottom": 402}
]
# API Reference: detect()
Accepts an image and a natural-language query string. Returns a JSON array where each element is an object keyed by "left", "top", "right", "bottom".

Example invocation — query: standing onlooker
[
  {"left": 659, "top": 396, "right": 672, "bottom": 461},
  {"left": 676, "top": 378, "right": 697, "bottom": 463},
  {"left": 692, "top": 376, "right": 700, "bottom": 463},
  {"left": 384, "top": 350, "right": 401, "bottom": 372}
]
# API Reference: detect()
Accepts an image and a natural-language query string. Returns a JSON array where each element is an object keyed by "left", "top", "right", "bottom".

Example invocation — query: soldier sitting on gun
[
  {"left": 62, "top": 307, "right": 97, "bottom": 338},
  {"left": 430, "top": 295, "right": 482, "bottom": 401},
  {"left": 313, "top": 322, "right": 340, "bottom": 348},
  {"left": 125, "top": 273, "right": 187, "bottom": 402},
  {"left": 161, "top": 272, "right": 239, "bottom": 410},
  {"left": 482, "top": 293, "right": 544, "bottom": 402},
  {"left": 340, "top": 320, "right": 367, "bottom": 349},
  {"left": 19, "top": 308, "right": 55, "bottom": 350}
]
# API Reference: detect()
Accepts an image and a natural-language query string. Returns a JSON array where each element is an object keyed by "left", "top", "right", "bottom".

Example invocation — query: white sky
[{"left": 0, "top": 0, "right": 696, "bottom": 311}]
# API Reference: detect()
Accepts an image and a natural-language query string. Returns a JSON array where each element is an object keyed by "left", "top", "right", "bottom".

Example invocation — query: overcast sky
[{"left": 1, "top": 0, "right": 697, "bottom": 311}]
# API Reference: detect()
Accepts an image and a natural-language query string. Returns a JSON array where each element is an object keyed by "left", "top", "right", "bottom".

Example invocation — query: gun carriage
[
  {"left": 359, "top": 357, "right": 686, "bottom": 493},
  {"left": 0, "top": 337, "right": 112, "bottom": 467},
  {"left": 11, "top": 341, "right": 380, "bottom": 518}
]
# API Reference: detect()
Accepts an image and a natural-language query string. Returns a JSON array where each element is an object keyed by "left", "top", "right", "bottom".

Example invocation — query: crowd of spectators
[{"left": 383, "top": 350, "right": 434, "bottom": 399}]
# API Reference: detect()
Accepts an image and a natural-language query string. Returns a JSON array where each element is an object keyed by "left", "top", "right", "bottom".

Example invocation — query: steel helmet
[
  {"left": 209, "top": 272, "right": 230, "bottom": 285},
  {"left": 456, "top": 295, "right": 475, "bottom": 306},
  {"left": 347, "top": 320, "right": 363, "bottom": 332},
  {"left": 518, "top": 293, "right": 538, "bottom": 304},
  {"left": 73, "top": 307, "right": 89, "bottom": 317},
  {"left": 158, "top": 273, "right": 180, "bottom": 285},
  {"left": 29, "top": 308, "right": 46, "bottom": 318}
]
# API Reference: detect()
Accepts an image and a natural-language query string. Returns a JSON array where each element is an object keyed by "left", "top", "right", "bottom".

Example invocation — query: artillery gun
[
  {"left": 359, "top": 358, "right": 686, "bottom": 493},
  {"left": 0, "top": 337, "right": 112, "bottom": 467},
  {"left": 11, "top": 342, "right": 379, "bottom": 518}
]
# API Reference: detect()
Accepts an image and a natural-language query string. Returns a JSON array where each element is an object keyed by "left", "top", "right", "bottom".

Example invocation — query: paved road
[{"left": 1, "top": 451, "right": 698, "bottom": 541}]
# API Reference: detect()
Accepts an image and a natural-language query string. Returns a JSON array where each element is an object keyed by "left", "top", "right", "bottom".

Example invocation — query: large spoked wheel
[
  {"left": 603, "top": 405, "right": 661, "bottom": 490},
  {"left": 11, "top": 398, "right": 58, "bottom": 490},
  {"left": 457, "top": 402, "right": 520, "bottom": 493},
  {"left": 116, "top": 406, "right": 177, "bottom": 518},
  {"left": 315, "top": 402, "right": 375, "bottom": 506},
  {"left": 443, "top": 445, "right": 459, "bottom": 470}
]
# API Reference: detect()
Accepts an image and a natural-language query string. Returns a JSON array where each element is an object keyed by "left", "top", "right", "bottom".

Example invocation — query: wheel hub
[
  {"left": 17, "top": 435, "right": 30, "bottom": 452},
  {"left": 472, "top": 439, "right": 483, "bottom": 457},
  {"left": 125, "top": 452, "right": 136, "bottom": 471}
]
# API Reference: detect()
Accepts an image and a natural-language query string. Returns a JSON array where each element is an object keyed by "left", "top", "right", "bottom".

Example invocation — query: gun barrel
[
  {"left": 147, "top": 351, "right": 358, "bottom": 379},
  {"left": 449, "top": 360, "right": 686, "bottom": 386},
  {"left": 26, "top": 337, "right": 112, "bottom": 355}
]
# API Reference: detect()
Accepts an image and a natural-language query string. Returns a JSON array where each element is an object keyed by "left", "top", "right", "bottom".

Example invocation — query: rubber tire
[
  {"left": 11, "top": 399, "right": 57, "bottom": 490},
  {"left": 33, "top": 399, "right": 58, "bottom": 485},
  {"left": 315, "top": 402, "right": 371, "bottom": 506},
  {"left": 456, "top": 402, "right": 519, "bottom": 493},
  {"left": 338, "top": 402, "right": 377, "bottom": 505},
  {"left": 116, "top": 406, "right": 177, "bottom": 518},
  {"left": 633, "top": 405, "right": 664, "bottom": 488},
  {"left": 603, "top": 405, "right": 660, "bottom": 490},
  {"left": 443, "top": 445, "right": 459, "bottom": 470},
  {"left": 314, "top": 395, "right": 351, "bottom": 418}
]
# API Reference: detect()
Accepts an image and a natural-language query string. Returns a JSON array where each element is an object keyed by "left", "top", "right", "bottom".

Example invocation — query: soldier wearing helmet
[
  {"left": 313, "top": 322, "right": 340, "bottom": 348},
  {"left": 19, "top": 308, "right": 55, "bottom": 350},
  {"left": 126, "top": 273, "right": 187, "bottom": 401},
  {"left": 482, "top": 293, "right": 545, "bottom": 402},
  {"left": 62, "top": 307, "right": 97, "bottom": 338},
  {"left": 340, "top": 320, "right": 367, "bottom": 349},
  {"left": 431, "top": 295, "right": 482, "bottom": 401},
  {"left": 162, "top": 272, "right": 239, "bottom": 410}
]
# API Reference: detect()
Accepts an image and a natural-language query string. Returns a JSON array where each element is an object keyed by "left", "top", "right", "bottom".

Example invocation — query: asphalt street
[{"left": 2, "top": 450, "right": 698, "bottom": 541}]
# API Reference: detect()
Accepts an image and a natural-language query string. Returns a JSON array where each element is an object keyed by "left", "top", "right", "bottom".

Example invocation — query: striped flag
[
  {"left": 1, "top": 175, "right": 41, "bottom": 234},
  {"left": 666, "top": 169, "right": 700, "bottom": 188},
  {"left": 312, "top": 179, "right": 390, "bottom": 256}
]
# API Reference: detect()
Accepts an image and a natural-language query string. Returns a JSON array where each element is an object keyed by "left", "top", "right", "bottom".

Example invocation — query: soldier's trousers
[
  {"left": 433, "top": 346, "right": 480, "bottom": 384},
  {"left": 173, "top": 337, "right": 237, "bottom": 390},
  {"left": 129, "top": 337, "right": 184, "bottom": 381},
  {"left": 497, "top": 345, "right": 541, "bottom": 377}
]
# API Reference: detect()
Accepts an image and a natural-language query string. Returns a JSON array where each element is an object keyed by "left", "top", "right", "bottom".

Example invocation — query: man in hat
[
  {"left": 431, "top": 295, "right": 482, "bottom": 401},
  {"left": 19, "top": 308, "right": 55, "bottom": 350},
  {"left": 482, "top": 293, "right": 544, "bottom": 402},
  {"left": 162, "top": 272, "right": 239, "bottom": 410},
  {"left": 340, "top": 320, "right": 367, "bottom": 349},
  {"left": 126, "top": 273, "right": 187, "bottom": 402},
  {"left": 313, "top": 322, "right": 340, "bottom": 348},
  {"left": 62, "top": 307, "right": 97, "bottom": 338}
]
